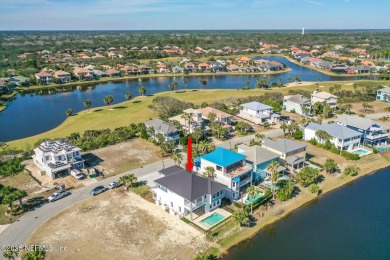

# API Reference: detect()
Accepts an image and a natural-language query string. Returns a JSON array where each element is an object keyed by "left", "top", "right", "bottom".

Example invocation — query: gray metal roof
[
  {"left": 305, "top": 122, "right": 362, "bottom": 140},
  {"left": 145, "top": 119, "right": 178, "bottom": 134},
  {"left": 241, "top": 146, "right": 279, "bottom": 165},
  {"left": 158, "top": 165, "right": 184, "bottom": 176},
  {"left": 240, "top": 102, "right": 272, "bottom": 111},
  {"left": 262, "top": 138, "right": 306, "bottom": 154},
  {"left": 336, "top": 115, "right": 390, "bottom": 131},
  {"left": 155, "top": 170, "right": 227, "bottom": 201},
  {"left": 378, "top": 86, "right": 390, "bottom": 94},
  {"left": 284, "top": 94, "right": 310, "bottom": 105}
]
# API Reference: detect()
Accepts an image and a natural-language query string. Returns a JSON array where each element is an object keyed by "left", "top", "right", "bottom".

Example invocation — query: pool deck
[
  {"left": 351, "top": 148, "right": 373, "bottom": 157},
  {"left": 187, "top": 208, "right": 231, "bottom": 231}
]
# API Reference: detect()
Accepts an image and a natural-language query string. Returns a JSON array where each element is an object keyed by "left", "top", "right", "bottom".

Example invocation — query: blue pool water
[
  {"left": 352, "top": 149, "right": 370, "bottom": 156},
  {"left": 245, "top": 194, "right": 263, "bottom": 204},
  {"left": 200, "top": 212, "right": 225, "bottom": 228},
  {"left": 378, "top": 146, "right": 390, "bottom": 152}
]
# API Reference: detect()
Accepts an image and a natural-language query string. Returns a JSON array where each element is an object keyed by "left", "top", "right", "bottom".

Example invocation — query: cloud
[{"left": 304, "top": 0, "right": 324, "bottom": 5}]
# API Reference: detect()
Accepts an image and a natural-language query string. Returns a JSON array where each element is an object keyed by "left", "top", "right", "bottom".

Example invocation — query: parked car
[
  {"left": 48, "top": 190, "right": 70, "bottom": 202},
  {"left": 109, "top": 181, "right": 118, "bottom": 189},
  {"left": 90, "top": 185, "right": 105, "bottom": 196},
  {"left": 71, "top": 169, "right": 84, "bottom": 180}
]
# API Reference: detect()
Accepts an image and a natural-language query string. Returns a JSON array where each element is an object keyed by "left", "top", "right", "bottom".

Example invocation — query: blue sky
[{"left": 0, "top": 0, "right": 389, "bottom": 30}]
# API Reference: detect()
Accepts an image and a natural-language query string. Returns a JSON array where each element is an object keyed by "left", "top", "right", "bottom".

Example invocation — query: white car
[
  {"left": 109, "top": 181, "right": 118, "bottom": 189},
  {"left": 71, "top": 169, "right": 84, "bottom": 180},
  {"left": 48, "top": 190, "right": 70, "bottom": 202}
]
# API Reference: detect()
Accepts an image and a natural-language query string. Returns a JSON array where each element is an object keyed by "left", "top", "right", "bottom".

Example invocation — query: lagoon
[
  {"left": 0, "top": 56, "right": 370, "bottom": 142},
  {"left": 224, "top": 167, "right": 390, "bottom": 260}
]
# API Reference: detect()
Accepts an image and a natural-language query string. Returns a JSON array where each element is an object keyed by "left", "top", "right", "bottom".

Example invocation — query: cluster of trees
[
  {"left": 65, "top": 124, "right": 139, "bottom": 151},
  {"left": 149, "top": 96, "right": 194, "bottom": 119},
  {"left": 0, "top": 184, "right": 26, "bottom": 213},
  {"left": 0, "top": 157, "right": 24, "bottom": 177},
  {"left": 296, "top": 166, "right": 321, "bottom": 194},
  {"left": 207, "top": 112, "right": 229, "bottom": 140}
]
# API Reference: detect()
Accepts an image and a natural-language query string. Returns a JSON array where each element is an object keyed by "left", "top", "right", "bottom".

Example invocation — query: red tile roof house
[
  {"left": 119, "top": 65, "right": 139, "bottom": 75},
  {"left": 35, "top": 71, "right": 53, "bottom": 85},
  {"left": 156, "top": 63, "right": 170, "bottom": 73},
  {"left": 105, "top": 68, "right": 121, "bottom": 77},
  {"left": 73, "top": 68, "right": 94, "bottom": 80},
  {"left": 198, "top": 63, "right": 210, "bottom": 72},
  {"left": 227, "top": 64, "right": 241, "bottom": 72},
  {"left": 184, "top": 62, "right": 195, "bottom": 72},
  {"left": 54, "top": 70, "right": 71, "bottom": 83}
]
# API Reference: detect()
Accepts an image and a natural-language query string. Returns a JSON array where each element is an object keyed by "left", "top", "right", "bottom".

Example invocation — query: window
[
  {"left": 216, "top": 165, "right": 222, "bottom": 171},
  {"left": 45, "top": 156, "right": 50, "bottom": 161},
  {"left": 179, "top": 207, "right": 181, "bottom": 212},
  {"left": 170, "top": 202, "right": 173, "bottom": 207}
]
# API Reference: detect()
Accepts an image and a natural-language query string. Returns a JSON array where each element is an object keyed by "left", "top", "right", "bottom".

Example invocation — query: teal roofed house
[{"left": 199, "top": 147, "right": 253, "bottom": 201}]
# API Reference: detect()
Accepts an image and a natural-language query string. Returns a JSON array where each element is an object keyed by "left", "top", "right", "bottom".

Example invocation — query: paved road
[{"left": 0, "top": 128, "right": 283, "bottom": 250}]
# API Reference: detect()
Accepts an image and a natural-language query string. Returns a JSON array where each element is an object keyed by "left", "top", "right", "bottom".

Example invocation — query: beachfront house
[
  {"left": 304, "top": 123, "right": 362, "bottom": 151},
  {"left": 198, "top": 147, "right": 253, "bottom": 200},
  {"left": 54, "top": 70, "right": 71, "bottom": 83},
  {"left": 168, "top": 108, "right": 205, "bottom": 134},
  {"left": 144, "top": 119, "right": 180, "bottom": 145},
  {"left": 311, "top": 90, "right": 338, "bottom": 108},
  {"left": 283, "top": 94, "right": 312, "bottom": 115},
  {"left": 237, "top": 144, "right": 283, "bottom": 183},
  {"left": 153, "top": 166, "right": 226, "bottom": 220},
  {"left": 239, "top": 102, "right": 280, "bottom": 125},
  {"left": 35, "top": 71, "right": 53, "bottom": 85},
  {"left": 376, "top": 86, "right": 390, "bottom": 102},
  {"left": 262, "top": 138, "right": 306, "bottom": 172},
  {"left": 336, "top": 115, "right": 389, "bottom": 146},
  {"left": 33, "top": 139, "right": 84, "bottom": 180}
]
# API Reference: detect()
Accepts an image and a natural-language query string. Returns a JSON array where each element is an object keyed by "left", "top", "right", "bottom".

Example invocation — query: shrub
[
  {"left": 341, "top": 151, "right": 360, "bottom": 160},
  {"left": 233, "top": 201, "right": 243, "bottom": 208},
  {"left": 309, "top": 138, "right": 318, "bottom": 145},
  {"left": 323, "top": 140, "right": 332, "bottom": 150},
  {"left": 343, "top": 165, "right": 359, "bottom": 176},
  {"left": 293, "top": 130, "right": 303, "bottom": 140},
  {"left": 308, "top": 184, "right": 320, "bottom": 194},
  {"left": 330, "top": 146, "right": 340, "bottom": 154},
  {"left": 296, "top": 166, "right": 320, "bottom": 187},
  {"left": 277, "top": 179, "right": 295, "bottom": 201}
]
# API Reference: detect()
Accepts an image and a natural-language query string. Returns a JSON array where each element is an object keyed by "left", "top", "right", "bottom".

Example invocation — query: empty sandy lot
[{"left": 25, "top": 190, "right": 207, "bottom": 260}]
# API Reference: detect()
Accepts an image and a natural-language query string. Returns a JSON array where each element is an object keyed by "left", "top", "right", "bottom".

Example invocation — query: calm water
[
  {"left": 0, "top": 56, "right": 369, "bottom": 142},
  {"left": 225, "top": 168, "right": 390, "bottom": 260}
]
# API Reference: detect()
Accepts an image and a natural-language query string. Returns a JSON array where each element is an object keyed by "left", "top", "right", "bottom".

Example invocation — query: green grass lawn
[
  {"left": 8, "top": 79, "right": 390, "bottom": 149},
  {"left": 129, "top": 184, "right": 150, "bottom": 195}
]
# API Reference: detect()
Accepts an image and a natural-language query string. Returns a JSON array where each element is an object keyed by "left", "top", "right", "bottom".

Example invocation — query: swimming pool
[
  {"left": 245, "top": 194, "right": 263, "bottom": 204},
  {"left": 352, "top": 148, "right": 371, "bottom": 156},
  {"left": 200, "top": 212, "right": 225, "bottom": 229},
  {"left": 377, "top": 146, "right": 390, "bottom": 152}
]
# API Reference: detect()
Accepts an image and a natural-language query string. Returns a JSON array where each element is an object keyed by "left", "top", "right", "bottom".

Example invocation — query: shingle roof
[
  {"left": 201, "top": 147, "right": 246, "bottom": 167},
  {"left": 336, "top": 114, "right": 390, "bottom": 131},
  {"left": 198, "top": 107, "right": 232, "bottom": 119},
  {"left": 311, "top": 91, "right": 337, "bottom": 100},
  {"left": 240, "top": 102, "right": 272, "bottom": 111},
  {"left": 158, "top": 165, "right": 184, "bottom": 176},
  {"left": 378, "top": 86, "right": 390, "bottom": 94},
  {"left": 240, "top": 145, "right": 279, "bottom": 165},
  {"left": 35, "top": 71, "right": 52, "bottom": 77},
  {"left": 306, "top": 122, "right": 362, "bottom": 140},
  {"left": 262, "top": 138, "right": 306, "bottom": 154},
  {"left": 284, "top": 94, "right": 310, "bottom": 105},
  {"left": 145, "top": 119, "right": 178, "bottom": 134},
  {"left": 155, "top": 170, "right": 227, "bottom": 201}
]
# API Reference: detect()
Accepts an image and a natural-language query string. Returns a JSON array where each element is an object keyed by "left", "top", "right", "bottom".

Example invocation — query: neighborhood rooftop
[
  {"left": 262, "top": 138, "right": 306, "bottom": 154},
  {"left": 306, "top": 122, "right": 362, "bottom": 139},
  {"left": 240, "top": 101, "right": 272, "bottom": 111},
  {"left": 284, "top": 94, "right": 310, "bottom": 104},
  {"left": 145, "top": 118, "right": 178, "bottom": 133},
  {"left": 37, "top": 139, "right": 79, "bottom": 153},
  {"left": 158, "top": 165, "right": 184, "bottom": 176},
  {"left": 239, "top": 145, "right": 280, "bottom": 165},
  {"left": 337, "top": 114, "right": 390, "bottom": 131},
  {"left": 154, "top": 170, "right": 227, "bottom": 201},
  {"left": 200, "top": 147, "right": 246, "bottom": 167}
]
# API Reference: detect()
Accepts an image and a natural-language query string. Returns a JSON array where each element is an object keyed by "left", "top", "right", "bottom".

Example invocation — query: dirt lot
[
  {"left": 25, "top": 190, "right": 207, "bottom": 260},
  {"left": 83, "top": 138, "right": 163, "bottom": 176},
  {"left": 350, "top": 100, "right": 390, "bottom": 115}
]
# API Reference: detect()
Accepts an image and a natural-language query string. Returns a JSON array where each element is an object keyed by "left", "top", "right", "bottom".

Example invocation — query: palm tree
[
  {"left": 255, "top": 133, "right": 265, "bottom": 143},
  {"left": 267, "top": 160, "right": 280, "bottom": 199},
  {"left": 246, "top": 186, "right": 259, "bottom": 214},
  {"left": 171, "top": 151, "right": 183, "bottom": 166},
  {"left": 204, "top": 166, "right": 215, "bottom": 179},
  {"left": 199, "top": 79, "right": 208, "bottom": 90},
  {"left": 66, "top": 108, "right": 73, "bottom": 117},
  {"left": 139, "top": 86, "right": 147, "bottom": 96},
  {"left": 287, "top": 77, "right": 292, "bottom": 84},
  {"left": 181, "top": 112, "right": 193, "bottom": 132},
  {"left": 280, "top": 123, "right": 288, "bottom": 135},
  {"left": 207, "top": 112, "right": 217, "bottom": 124},
  {"left": 169, "top": 82, "right": 178, "bottom": 92},
  {"left": 362, "top": 102, "right": 369, "bottom": 112},
  {"left": 24, "top": 247, "right": 46, "bottom": 260},
  {"left": 192, "top": 128, "right": 203, "bottom": 145},
  {"left": 118, "top": 174, "right": 138, "bottom": 190},
  {"left": 125, "top": 91, "right": 132, "bottom": 102},
  {"left": 343, "top": 103, "right": 353, "bottom": 114},
  {"left": 182, "top": 78, "right": 188, "bottom": 89},
  {"left": 294, "top": 74, "right": 301, "bottom": 85},
  {"left": 315, "top": 130, "right": 331, "bottom": 143},
  {"left": 103, "top": 95, "right": 114, "bottom": 109},
  {"left": 232, "top": 210, "right": 250, "bottom": 226},
  {"left": 84, "top": 99, "right": 91, "bottom": 112}
]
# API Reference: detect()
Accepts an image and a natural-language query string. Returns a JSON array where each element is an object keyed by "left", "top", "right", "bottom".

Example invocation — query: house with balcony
[
  {"left": 336, "top": 115, "right": 389, "bottom": 146},
  {"left": 198, "top": 107, "right": 233, "bottom": 125},
  {"left": 237, "top": 144, "right": 283, "bottom": 183},
  {"left": 168, "top": 108, "right": 205, "bottom": 134},
  {"left": 35, "top": 71, "right": 53, "bottom": 84},
  {"left": 73, "top": 68, "right": 94, "bottom": 80},
  {"left": 311, "top": 90, "right": 338, "bottom": 108},
  {"left": 304, "top": 123, "right": 362, "bottom": 151},
  {"left": 198, "top": 147, "right": 253, "bottom": 200},
  {"left": 153, "top": 166, "right": 226, "bottom": 220},
  {"left": 376, "top": 86, "right": 390, "bottom": 102},
  {"left": 262, "top": 138, "right": 306, "bottom": 172},
  {"left": 144, "top": 118, "right": 180, "bottom": 145},
  {"left": 239, "top": 102, "right": 280, "bottom": 125},
  {"left": 54, "top": 70, "right": 71, "bottom": 83},
  {"left": 33, "top": 139, "right": 84, "bottom": 179},
  {"left": 283, "top": 94, "right": 311, "bottom": 115}
]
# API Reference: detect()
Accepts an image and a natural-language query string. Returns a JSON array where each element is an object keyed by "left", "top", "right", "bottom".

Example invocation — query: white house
[
  {"left": 239, "top": 102, "right": 280, "bottom": 125},
  {"left": 198, "top": 147, "right": 253, "bottom": 200},
  {"left": 283, "top": 94, "right": 311, "bottom": 115},
  {"left": 169, "top": 108, "right": 204, "bottom": 134},
  {"left": 144, "top": 119, "right": 180, "bottom": 145},
  {"left": 153, "top": 166, "right": 226, "bottom": 221},
  {"left": 304, "top": 122, "right": 362, "bottom": 151},
  {"left": 33, "top": 139, "right": 84, "bottom": 179},
  {"left": 311, "top": 90, "right": 338, "bottom": 108}
]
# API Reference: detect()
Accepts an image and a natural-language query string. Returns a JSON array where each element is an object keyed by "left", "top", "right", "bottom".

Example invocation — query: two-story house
[
  {"left": 304, "top": 122, "right": 362, "bottom": 151},
  {"left": 144, "top": 119, "right": 180, "bottom": 145},
  {"left": 239, "top": 102, "right": 280, "bottom": 125},
  {"left": 153, "top": 166, "right": 226, "bottom": 221},
  {"left": 198, "top": 107, "right": 233, "bottom": 125},
  {"left": 73, "top": 68, "right": 94, "bottom": 80},
  {"left": 283, "top": 94, "right": 312, "bottom": 115},
  {"left": 33, "top": 139, "right": 84, "bottom": 179},
  {"left": 376, "top": 86, "right": 390, "bottom": 102},
  {"left": 169, "top": 108, "right": 204, "bottom": 134},
  {"left": 54, "top": 70, "right": 71, "bottom": 83},
  {"left": 198, "top": 147, "right": 253, "bottom": 200},
  {"left": 237, "top": 144, "right": 283, "bottom": 183},
  {"left": 311, "top": 90, "right": 338, "bottom": 108},
  {"left": 262, "top": 138, "right": 307, "bottom": 172},
  {"left": 35, "top": 71, "right": 53, "bottom": 84},
  {"left": 336, "top": 115, "right": 389, "bottom": 146}
]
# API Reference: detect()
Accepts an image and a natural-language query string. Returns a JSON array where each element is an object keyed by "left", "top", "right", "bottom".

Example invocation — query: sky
[{"left": 0, "top": 0, "right": 389, "bottom": 30}]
